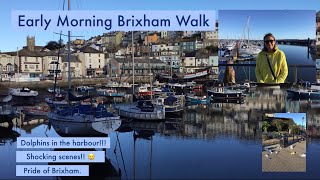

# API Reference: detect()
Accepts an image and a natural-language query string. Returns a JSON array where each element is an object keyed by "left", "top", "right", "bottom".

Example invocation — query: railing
[{"left": 217, "top": 64, "right": 316, "bottom": 83}]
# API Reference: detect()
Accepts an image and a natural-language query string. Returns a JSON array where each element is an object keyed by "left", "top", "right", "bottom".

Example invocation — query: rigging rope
[{"left": 116, "top": 131, "right": 128, "bottom": 180}]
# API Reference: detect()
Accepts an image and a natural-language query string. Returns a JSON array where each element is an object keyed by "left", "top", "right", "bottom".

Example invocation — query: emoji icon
[{"left": 88, "top": 153, "right": 95, "bottom": 160}]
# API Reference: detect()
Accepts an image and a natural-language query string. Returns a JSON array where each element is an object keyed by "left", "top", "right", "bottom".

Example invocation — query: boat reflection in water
[
  {"left": 0, "top": 126, "right": 20, "bottom": 146},
  {"left": 48, "top": 148, "right": 121, "bottom": 180},
  {"left": 50, "top": 118, "right": 122, "bottom": 137},
  {"left": 49, "top": 118, "right": 123, "bottom": 179}
]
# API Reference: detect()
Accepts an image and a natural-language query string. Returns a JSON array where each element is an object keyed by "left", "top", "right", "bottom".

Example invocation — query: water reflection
[
  {"left": 50, "top": 119, "right": 122, "bottom": 137},
  {"left": 0, "top": 126, "right": 20, "bottom": 146},
  {"left": 49, "top": 149, "right": 121, "bottom": 180},
  {"left": 2, "top": 86, "right": 320, "bottom": 179}
]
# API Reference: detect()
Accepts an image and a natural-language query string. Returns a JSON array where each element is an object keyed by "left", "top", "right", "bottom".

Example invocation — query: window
[
  {"left": 99, "top": 59, "right": 100, "bottom": 63},
  {"left": 89, "top": 65, "right": 92, "bottom": 69},
  {"left": 25, "top": 65, "right": 27, "bottom": 69},
  {"left": 98, "top": 54, "right": 100, "bottom": 57},
  {"left": 99, "top": 65, "right": 101, "bottom": 68},
  {"left": 89, "top": 53, "right": 91, "bottom": 57},
  {"left": 89, "top": 59, "right": 91, "bottom": 63}
]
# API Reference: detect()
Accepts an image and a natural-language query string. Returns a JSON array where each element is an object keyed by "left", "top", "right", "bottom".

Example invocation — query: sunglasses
[{"left": 264, "top": 40, "right": 275, "bottom": 43}]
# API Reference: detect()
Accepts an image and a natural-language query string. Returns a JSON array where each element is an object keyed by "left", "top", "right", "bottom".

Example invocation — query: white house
[
  {"left": 76, "top": 46, "right": 105, "bottom": 77},
  {"left": 0, "top": 53, "right": 16, "bottom": 81}
]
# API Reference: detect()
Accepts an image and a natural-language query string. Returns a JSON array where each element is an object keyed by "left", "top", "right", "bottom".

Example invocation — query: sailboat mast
[
  {"left": 247, "top": 16, "right": 250, "bottom": 47},
  {"left": 247, "top": 16, "right": 250, "bottom": 82},
  {"left": 132, "top": 31, "right": 135, "bottom": 103},
  {"left": 16, "top": 47, "right": 19, "bottom": 82},
  {"left": 67, "top": 0, "right": 71, "bottom": 90},
  {"left": 147, "top": 31, "right": 152, "bottom": 99}
]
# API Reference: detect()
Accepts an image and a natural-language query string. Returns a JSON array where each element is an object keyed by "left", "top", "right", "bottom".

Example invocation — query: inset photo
[{"left": 262, "top": 113, "right": 306, "bottom": 172}]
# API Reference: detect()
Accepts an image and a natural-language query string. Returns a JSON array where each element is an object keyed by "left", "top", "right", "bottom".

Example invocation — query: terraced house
[{"left": 76, "top": 46, "right": 105, "bottom": 77}]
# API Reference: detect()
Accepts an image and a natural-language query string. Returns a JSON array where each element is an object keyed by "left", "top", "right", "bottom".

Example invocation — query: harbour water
[
  {"left": 219, "top": 45, "right": 316, "bottom": 83},
  {"left": 1, "top": 87, "right": 320, "bottom": 179}
]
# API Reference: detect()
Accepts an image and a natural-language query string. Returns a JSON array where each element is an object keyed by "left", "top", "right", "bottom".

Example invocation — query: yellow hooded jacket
[{"left": 255, "top": 46, "right": 288, "bottom": 83}]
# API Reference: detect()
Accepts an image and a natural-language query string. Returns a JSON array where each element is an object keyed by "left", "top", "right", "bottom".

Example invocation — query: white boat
[
  {"left": 45, "top": 97, "right": 69, "bottom": 108},
  {"left": 115, "top": 100, "right": 165, "bottom": 120},
  {"left": 76, "top": 86, "right": 95, "bottom": 92},
  {"left": 9, "top": 87, "right": 38, "bottom": 97},
  {"left": 106, "top": 82, "right": 119, "bottom": 88},
  {"left": 183, "top": 70, "right": 208, "bottom": 79},
  {"left": 226, "top": 44, "right": 234, "bottom": 51},
  {"left": 96, "top": 89, "right": 126, "bottom": 97},
  {"left": 119, "top": 82, "right": 131, "bottom": 88}
]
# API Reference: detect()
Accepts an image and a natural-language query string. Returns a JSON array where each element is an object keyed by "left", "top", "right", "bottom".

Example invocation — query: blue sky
[
  {"left": 219, "top": 10, "right": 316, "bottom": 40},
  {"left": 274, "top": 113, "right": 306, "bottom": 127},
  {"left": 0, "top": 0, "right": 320, "bottom": 52}
]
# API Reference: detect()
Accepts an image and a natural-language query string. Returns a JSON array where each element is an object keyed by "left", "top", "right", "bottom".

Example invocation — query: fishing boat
[
  {"left": 23, "top": 105, "right": 51, "bottom": 116},
  {"left": 115, "top": 100, "right": 165, "bottom": 120},
  {"left": 9, "top": 87, "right": 38, "bottom": 97},
  {"left": 153, "top": 95, "right": 184, "bottom": 113},
  {"left": 207, "top": 86, "right": 244, "bottom": 100},
  {"left": 185, "top": 94, "right": 209, "bottom": 104},
  {"left": 136, "top": 85, "right": 154, "bottom": 97},
  {"left": 96, "top": 89, "right": 126, "bottom": 97}
]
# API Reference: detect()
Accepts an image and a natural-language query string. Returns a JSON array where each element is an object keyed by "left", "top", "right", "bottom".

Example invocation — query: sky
[
  {"left": 0, "top": 0, "right": 320, "bottom": 52},
  {"left": 274, "top": 113, "right": 306, "bottom": 127},
  {"left": 219, "top": 10, "right": 316, "bottom": 40}
]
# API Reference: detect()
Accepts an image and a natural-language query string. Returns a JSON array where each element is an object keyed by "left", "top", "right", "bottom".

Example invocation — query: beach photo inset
[{"left": 262, "top": 113, "right": 306, "bottom": 172}]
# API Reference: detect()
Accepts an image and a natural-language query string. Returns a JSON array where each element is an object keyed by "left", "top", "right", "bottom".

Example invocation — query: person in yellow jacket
[{"left": 255, "top": 33, "right": 288, "bottom": 83}]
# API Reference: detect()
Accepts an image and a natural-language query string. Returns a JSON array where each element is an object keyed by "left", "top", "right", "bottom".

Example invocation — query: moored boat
[
  {"left": 23, "top": 105, "right": 50, "bottom": 116},
  {"left": 96, "top": 89, "right": 126, "bottom": 97},
  {"left": 115, "top": 100, "right": 165, "bottom": 120},
  {"left": 185, "top": 95, "right": 209, "bottom": 104},
  {"left": 207, "top": 86, "right": 244, "bottom": 100},
  {"left": 9, "top": 87, "right": 38, "bottom": 97}
]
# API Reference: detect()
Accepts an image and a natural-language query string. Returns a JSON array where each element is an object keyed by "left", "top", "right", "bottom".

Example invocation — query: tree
[
  {"left": 262, "top": 121, "right": 271, "bottom": 133},
  {"left": 290, "top": 124, "right": 300, "bottom": 135},
  {"left": 276, "top": 121, "right": 285, "bottom": 132},
  {"left": 44, "top": 41, "right": 64, "bottom": 51}
]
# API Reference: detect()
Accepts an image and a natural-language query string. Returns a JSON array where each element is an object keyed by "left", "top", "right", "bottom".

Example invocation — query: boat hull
[
  {"left": 207, "top": 90, "right": 244, "bottom": 99},
  {"left": 287, "top": 89, "right": 320, "bottom": 99},
  {"left": 116, "top": 105, "right": 165, "bottom": 120}
]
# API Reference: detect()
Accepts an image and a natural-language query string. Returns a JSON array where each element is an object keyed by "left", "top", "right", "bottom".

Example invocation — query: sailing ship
[{"left": 47, "top": 1, "right": 120, "bottom": 123}]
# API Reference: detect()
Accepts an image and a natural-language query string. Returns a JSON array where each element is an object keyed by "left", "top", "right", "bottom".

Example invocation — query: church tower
[{"left": 26, "top": 36, "right": 35, "bottom": 51}]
